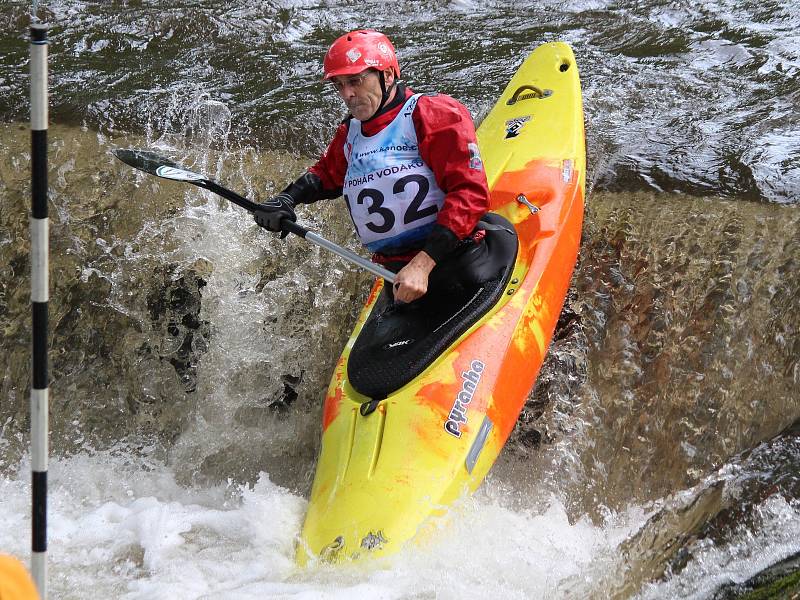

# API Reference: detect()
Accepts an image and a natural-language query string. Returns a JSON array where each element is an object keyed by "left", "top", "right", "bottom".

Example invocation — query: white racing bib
[{"left": 343, "top": 94, "right": 446, "bottom": 253}]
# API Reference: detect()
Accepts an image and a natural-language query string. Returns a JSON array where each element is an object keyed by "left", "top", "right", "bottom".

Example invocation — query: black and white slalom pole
[{"left": 30, "top": 21, "right": 49, "bottom": 600}]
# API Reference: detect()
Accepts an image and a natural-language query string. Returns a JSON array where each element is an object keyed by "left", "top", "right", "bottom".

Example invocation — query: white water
[
  {"left": 1, "top": 448, "right": 645, "bottom": 599},
  {"left": 636, "top": 496, "right": 800, "bottom": 600}
]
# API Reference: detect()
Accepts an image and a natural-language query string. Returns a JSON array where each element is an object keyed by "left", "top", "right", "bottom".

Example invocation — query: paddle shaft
[{"left": 194, "top": 177, "right": 397, "bottom": 284}]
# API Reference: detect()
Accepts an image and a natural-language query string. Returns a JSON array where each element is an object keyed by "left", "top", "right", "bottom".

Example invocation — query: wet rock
[
  {"left": 0, "top": 124, "right": 210, "bottom": 459},
  {"left": 713, "top": 553, "right": 800, "bottom": 599},
  {"left": 146, "top": 260, "right": 212, "bottom": 394}
]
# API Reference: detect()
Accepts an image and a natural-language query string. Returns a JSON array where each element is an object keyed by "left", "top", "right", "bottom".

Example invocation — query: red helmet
[{"left": 323, "top": 30, "right": 400, "bottom": 80}]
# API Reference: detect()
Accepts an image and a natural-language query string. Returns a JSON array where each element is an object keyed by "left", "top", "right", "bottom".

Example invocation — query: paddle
[{"left": 113, "top": 149, "right": 396, "bottom": 284}]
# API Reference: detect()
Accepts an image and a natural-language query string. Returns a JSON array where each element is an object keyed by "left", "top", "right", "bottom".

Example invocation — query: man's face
[{"left": 330, "top": 68, "right": 395, "bottom": 121}]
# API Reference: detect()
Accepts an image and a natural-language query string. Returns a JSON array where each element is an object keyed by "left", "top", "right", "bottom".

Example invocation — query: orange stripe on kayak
[{"left": 323, "top": 356, "right": 346, "bottom": 432}]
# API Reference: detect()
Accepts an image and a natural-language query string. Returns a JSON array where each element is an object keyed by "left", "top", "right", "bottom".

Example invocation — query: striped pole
[{"left": 30, "top": 22, "right": 49, "bottom": 600}]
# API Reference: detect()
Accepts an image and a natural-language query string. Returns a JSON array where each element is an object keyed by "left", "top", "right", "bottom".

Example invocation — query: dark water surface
[
  {"left": 2, "top": 0, "right": 799, "bottom": 202},
  {"left": 1, "top": 1, "right": 799, "bottom": 598}
]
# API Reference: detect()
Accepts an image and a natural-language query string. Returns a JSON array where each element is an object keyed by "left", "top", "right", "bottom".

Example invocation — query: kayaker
[{"left": 254, "top": 29, "right": 490, "bottom": 303}]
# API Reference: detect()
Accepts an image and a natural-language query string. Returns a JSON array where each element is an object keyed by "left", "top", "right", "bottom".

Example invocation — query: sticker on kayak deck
[
  {"left": 505, "top": 116, "right": 531, "bottom": 139},
  {"left": 562, "top": 159, "right": 574, "bottom": 183},
  {"left": 155, "top": 165, "right": 204, "bottom": 182},
  {"left": 360, "top": 530, "right": 388, "bottom": 551},
  {"left": 444, "top": 360, "right": 485, "bottom": 438}
]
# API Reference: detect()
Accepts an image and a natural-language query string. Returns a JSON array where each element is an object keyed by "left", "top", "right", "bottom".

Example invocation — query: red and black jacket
[{"left": 282, "top": 83, "right": 490, "bottom": 263}]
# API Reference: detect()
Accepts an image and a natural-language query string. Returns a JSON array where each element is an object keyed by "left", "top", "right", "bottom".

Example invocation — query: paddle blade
[{"left": 113, "top": 149, "right": 205, "bottom": 182}]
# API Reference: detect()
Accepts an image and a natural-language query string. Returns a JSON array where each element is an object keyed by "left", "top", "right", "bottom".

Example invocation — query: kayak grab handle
[{"left": 506, "top": 85, "right": 552, "bottom": 105}]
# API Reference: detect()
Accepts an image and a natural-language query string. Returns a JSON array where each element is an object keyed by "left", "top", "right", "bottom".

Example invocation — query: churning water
[{"left": 1, "top": 1, "right": 799, "bottom": 598}]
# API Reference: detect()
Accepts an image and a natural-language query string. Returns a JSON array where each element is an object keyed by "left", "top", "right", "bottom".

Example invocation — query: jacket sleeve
[{"left": 413, "top": 94, "right": 490, "bottom": 262}]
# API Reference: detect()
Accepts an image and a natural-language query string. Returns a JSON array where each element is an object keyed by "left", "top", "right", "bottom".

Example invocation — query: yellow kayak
[{"left": 297, "top": 41, "right": 586, "bottom": 565}]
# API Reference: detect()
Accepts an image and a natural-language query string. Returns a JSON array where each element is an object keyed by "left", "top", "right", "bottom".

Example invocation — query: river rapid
[{"left": 1, "top": 1, "right": 799, "bottom": 598}]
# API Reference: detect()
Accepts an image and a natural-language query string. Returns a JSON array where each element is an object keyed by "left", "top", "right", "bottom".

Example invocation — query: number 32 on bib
[{"left": 342, "top": 94, "right": 446, "bottom": 253}]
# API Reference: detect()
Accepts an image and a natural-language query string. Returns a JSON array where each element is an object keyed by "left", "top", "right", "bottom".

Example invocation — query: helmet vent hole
[
  {"left": 559, "top": 61, "right": 570, "bottom": 72},
  {"left": 347, "top": 36, "right": 352, "bottom": 41}
]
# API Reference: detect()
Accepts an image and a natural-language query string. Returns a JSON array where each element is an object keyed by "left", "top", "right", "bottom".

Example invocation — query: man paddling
[{"left": 254, "top": 29, "right": 490, "bottom": 303}]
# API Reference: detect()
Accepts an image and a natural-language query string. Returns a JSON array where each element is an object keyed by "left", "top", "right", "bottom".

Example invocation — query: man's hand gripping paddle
[{"left": 113, "top": 149, "right": 396, "bottom": 284}]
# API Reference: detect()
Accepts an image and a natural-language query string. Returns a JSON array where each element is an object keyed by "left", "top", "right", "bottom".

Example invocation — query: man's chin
[{"left": 349, "top": 105, "right": 372, "bottom": 120}]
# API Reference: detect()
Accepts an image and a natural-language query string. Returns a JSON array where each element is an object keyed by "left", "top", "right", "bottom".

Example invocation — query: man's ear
[{"left": 383, "top": 68, "right": 396, "bottom": 86}]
